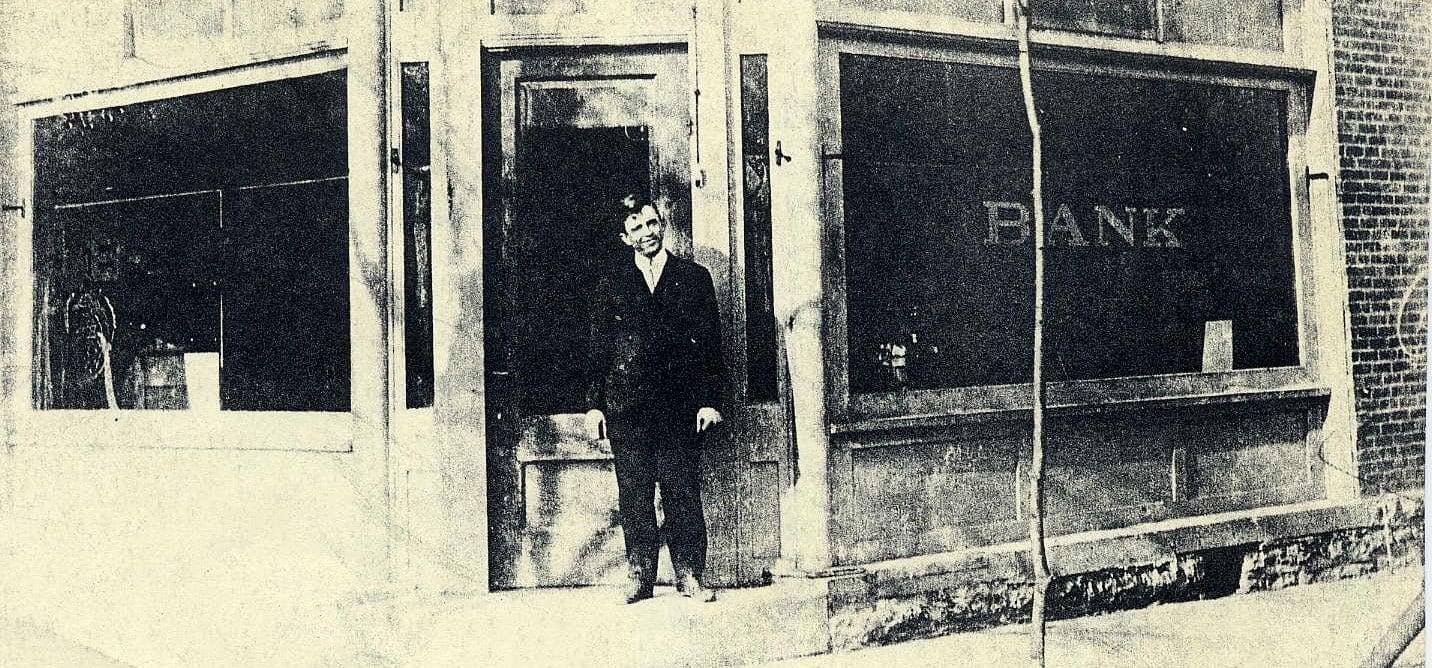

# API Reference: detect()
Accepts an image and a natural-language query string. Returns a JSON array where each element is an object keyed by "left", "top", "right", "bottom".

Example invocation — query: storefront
[
  {"left": 2, "top": 0, "right": 1361, "bottom": 620},
  {"left": 815, "top": 27, "right": 1336, "bottom": 566}
]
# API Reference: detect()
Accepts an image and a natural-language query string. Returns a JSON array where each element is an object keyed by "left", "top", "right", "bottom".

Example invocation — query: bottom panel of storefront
[{"left": 831, "top": 393, "right": 1329, "bottom": 566}]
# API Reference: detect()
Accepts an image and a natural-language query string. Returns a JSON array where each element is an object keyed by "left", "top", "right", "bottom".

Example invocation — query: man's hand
[
  {"left": 585, "top": 409, "right": 606, "bottom": 440},
  {"left": 695, "top": 407, "right": 723, "bottom": 433}
]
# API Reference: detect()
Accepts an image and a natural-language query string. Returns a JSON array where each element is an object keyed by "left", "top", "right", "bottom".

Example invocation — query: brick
[{"left": 1334, "top": 0, "right": 1431, "bottom": 496}]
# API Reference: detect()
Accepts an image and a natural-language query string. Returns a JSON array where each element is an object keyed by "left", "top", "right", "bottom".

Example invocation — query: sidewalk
[
  {"left": 776, "top": 569, "right": 1425, "bottom": 668},
  {"left": 2, "top": 567, "right": 1422, "bottom": 666}
]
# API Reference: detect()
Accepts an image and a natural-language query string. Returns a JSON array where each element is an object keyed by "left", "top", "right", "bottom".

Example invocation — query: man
[{"left": 585, "top": 194, "right": 723, "bottom": 604}]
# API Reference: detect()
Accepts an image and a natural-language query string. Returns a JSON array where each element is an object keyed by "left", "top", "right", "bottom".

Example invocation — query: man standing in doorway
[{"left": 586, "top": 194, "right": 723, "bottom": 604}]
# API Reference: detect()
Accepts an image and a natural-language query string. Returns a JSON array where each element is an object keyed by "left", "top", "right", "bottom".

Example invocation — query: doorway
[{"left": 482, "top": 46, "right": 694, "bottom": 588}]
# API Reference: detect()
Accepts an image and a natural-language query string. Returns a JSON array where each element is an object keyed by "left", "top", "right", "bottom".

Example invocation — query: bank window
[
  {"left": 31, "top": 71, "right": 350, "bottom": 412},
  {"left": 839, "top": 53, "right": 1299, "bottom": 394}
]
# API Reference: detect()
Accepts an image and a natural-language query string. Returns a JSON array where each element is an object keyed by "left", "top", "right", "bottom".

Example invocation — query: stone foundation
[
  {"left": 827, "top": 496, "right": 1424, "bottom": 650},
  {"left": 1240, "top": 495, "right": 1424, "bottom": 592}
]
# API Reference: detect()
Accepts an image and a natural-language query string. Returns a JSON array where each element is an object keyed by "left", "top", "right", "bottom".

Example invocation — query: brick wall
[{"left": 1333, "top": 0, "right": 1431, "bottom": 494}]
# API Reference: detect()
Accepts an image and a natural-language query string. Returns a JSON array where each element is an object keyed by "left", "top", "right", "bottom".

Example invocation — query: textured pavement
[
  {"left": 2, "top": 567, "right": 1423, "bottom": 666},
  {"left": 775, "top": 569, "right": 1425, "bottom": 668}
]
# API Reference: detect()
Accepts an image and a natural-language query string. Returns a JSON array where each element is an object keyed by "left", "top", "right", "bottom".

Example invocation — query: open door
[{"left": 482, "top": 46, "right": 695, "bottom": 588}]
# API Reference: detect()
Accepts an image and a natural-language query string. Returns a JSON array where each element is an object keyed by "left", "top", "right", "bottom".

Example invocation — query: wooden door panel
[{"left": 511, "top": 414, "right": 622, "bottom": 586}]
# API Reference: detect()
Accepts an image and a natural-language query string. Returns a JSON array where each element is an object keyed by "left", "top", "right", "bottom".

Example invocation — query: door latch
[{"left": 774, "top": 141, "right": 793, "bottom": 166}]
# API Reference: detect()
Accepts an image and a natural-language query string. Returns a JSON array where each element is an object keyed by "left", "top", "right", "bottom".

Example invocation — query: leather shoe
[
  {"left": 675, "top": 570, "right": 715, "bottom": 603},
  {"left": 624, "top": 578, "right": 654, "bottom": 604},
  {"left": 623, "top": 560, "right": 655, "bottom": 604}
]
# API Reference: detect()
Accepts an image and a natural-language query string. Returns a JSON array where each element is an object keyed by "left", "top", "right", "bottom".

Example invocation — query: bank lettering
[{"left": 983, "top": 201, "right": 1185, "bottom": 248}]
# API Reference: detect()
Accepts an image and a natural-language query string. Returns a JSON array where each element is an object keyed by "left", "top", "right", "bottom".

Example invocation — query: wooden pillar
[
  {"left": 428, "top": 1, "right": 492, "bottom": 594},
  {"left": 0, "top": 22, "right": 20, "bottom": 616},
  {"left": 346, "top": 0, "right": 396, "bottom": 583},
  {"left": 1300, "top": 0, "right": 1359, "bottom": 501},
  {"left": 764, "top": 0, "right": 833, "bottom": 574}
]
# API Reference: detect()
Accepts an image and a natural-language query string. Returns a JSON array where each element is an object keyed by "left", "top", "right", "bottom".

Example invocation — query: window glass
[
  {"left": 32, "top": 71, "right": 350, "bottom": 411},
  {"left": 40, "top": 195, "right": 221, "bottom": 410},
  {"left": 840, "top": 54, "right": 1298, "bottom": 394},
  {"left": 1164, "top": 0, "right": 1282, "bottom": 50},
  {"left": 1029, "top": 0, "right": 1157, "bottom": 39},
  {"left": 220, "top": 181, "right": 350, "bottom": 411},
  {"left": 509, "top": 125, "right": 650, "bottom": 415},
  {"left": 839, "top": 0, "right": 1002, "bottom": 23},
  {"left": 740, "top": 55, "right": 778, "bottom": 404},
  {"left": 401, "top": 62, "right": 435, "bottom": 409}
]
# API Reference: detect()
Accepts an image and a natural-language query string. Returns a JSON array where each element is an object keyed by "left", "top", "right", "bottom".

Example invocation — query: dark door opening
[{"left": 510, "top": 126, "right": 650, "bottom": 416}]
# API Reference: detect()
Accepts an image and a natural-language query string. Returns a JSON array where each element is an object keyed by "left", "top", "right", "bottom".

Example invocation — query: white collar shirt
[{"left": 633, "top": 248, "right": 669, "bottom": 294}]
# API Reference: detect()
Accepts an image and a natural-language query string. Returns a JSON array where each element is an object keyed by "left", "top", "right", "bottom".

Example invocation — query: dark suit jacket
[{"left": 587, "top": 253, "right": 724, "bottom": 419}]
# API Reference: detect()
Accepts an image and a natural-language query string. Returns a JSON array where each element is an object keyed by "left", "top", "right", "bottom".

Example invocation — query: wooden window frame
[
  {"left": 817, "top": 33, "right": 1322, "bottom": 428},
  {"left": 816, "top": 1, "right": 1302, "bottom": 67},
  {"left": 10, "top": 53, "right": 359, "bottom": 452}
]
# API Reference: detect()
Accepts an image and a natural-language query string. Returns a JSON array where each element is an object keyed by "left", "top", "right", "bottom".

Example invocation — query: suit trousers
[{"left": 606, "top": 408, "right": 707, "bottom": 581}]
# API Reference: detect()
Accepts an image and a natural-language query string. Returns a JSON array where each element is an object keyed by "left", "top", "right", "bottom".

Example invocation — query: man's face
[{"left": 620, "top": 205, "right": 665, "bottom": 258}]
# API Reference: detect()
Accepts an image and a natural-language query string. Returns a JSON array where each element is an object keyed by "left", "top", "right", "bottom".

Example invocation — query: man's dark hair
[{"left": 614, "top": 193, "right": 656, "bottom": 229}]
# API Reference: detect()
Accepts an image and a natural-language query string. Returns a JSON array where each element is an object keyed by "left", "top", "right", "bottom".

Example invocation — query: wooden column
[
  {"left": 764, "top": 0, "right": 833, "bottom": 574},
  {"left": 428, "top": 2, "right": 492, "bottom": 594},
  {"left": 346, "top": 0, "right": 396, "bottom": 584},
  {"left": 0, "top": 30, "right": 20, "bottom": 600},
  {"left": 1301, "top": 0, "right": 1359, "bottom": 501}
]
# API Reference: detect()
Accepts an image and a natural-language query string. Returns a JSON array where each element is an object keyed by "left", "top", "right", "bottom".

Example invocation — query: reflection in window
[
  {"left": 840, "top": 54, "right": 1298, "bottom": 394},
  {"left": 402, "top": 62, "right": 435, "bottom": 409},
  {"left": 44, "top": 195, "right": 221, "bottom": 410},
  {"left": 740, "top": 55, "right": 778, "bottom": 404},
  {"left": 32, "top": 71, "right": 350, "bottom": 411}
]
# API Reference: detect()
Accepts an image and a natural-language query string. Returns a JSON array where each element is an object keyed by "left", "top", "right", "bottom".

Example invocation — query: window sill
[
  {"left": 11, "top": 410, "right": 353, "bottom": 452},
  {"left": 831, "top": 385, "right": 1330, "bottom": 436}
]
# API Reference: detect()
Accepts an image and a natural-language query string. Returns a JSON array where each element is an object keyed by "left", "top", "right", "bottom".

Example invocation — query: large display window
[
  {"left": 29, "top": 70, "right": 350, "bottom": 413},
  {"left": 823, "top": 42, "right": 1315, "bottom": 418}
]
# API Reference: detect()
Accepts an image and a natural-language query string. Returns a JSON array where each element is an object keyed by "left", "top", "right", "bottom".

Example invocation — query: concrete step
[{"left": 409, "top": 580, "right": 831, "bottom": 666}]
